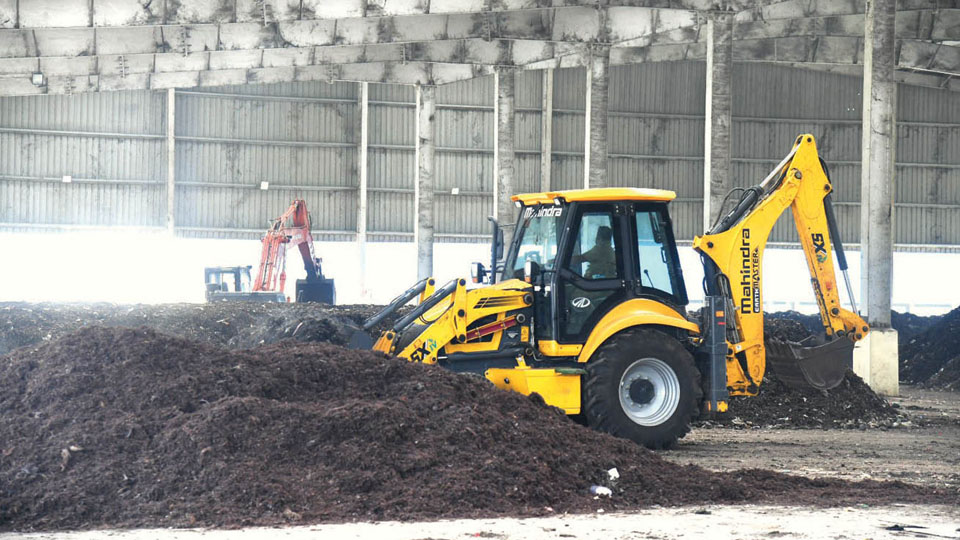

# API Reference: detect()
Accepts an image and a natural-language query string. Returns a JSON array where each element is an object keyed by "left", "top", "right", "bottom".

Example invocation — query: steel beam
[
  {"left": 703, "top": 14, "right": 733, "bottom": 230},
  {"left": 860, "top": 0, "right": 897, "bottom": 328},
  {"left": 584, "top": 45, "right": 610, "bottom": 188},
  {"left": 358, "top": 81, "right": 370, "bottom": 299},
  {"left": 0, "top": 61, "right": 492, "bottom": 97},
  {"left": 415, "top": 84, "right": 436, "bottom": 281},
  {"left": 494, "top": 67, "right": 517, "bottom": 246},
  {"left": 540, "top": 67, "right": 554, "bottom": 192},
  {"left": 166, "top": 88, "right": 176, "bottom": 233},
  {"left": 0, "top": 0, "right": 771, "bottom": 27},
  {"left": 0, "top": 7, "right": 698, "bottom": 54}
]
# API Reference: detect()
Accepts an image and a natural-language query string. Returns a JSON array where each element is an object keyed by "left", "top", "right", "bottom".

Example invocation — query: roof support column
[
  {"left": 703, "top": 14, "right": 733, "bottom": 230},
  {"left": 540, "top": 68, "right": 554, "bottom": 192},
  {"left": 855, "top": 0, "right": 898, "bottom": 396},
  {"left": 415, "top": 84, "right": 436, "bottom": 281},
  {"left": 165, "top": 88, "right": 176, "bottom": 234},
  {"left": 494, "top": 67, "right": 517, "bottom": 245},
  {"left": 357, "top": 82, "right": 370, "bottom": 299},
  {"left": 584, "top": 45, "right": 610, "bottom": 189}
]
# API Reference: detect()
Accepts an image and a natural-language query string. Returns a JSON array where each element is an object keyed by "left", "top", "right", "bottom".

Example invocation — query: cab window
[
  {"left": 567, "top": 212, "right": 619, "bottom": 280},
  {"left": 509, "top": 205, "right": 564, "bottom": 279},
  {"left": 635, "top": 210, "right": 678, "bottom": 297}
]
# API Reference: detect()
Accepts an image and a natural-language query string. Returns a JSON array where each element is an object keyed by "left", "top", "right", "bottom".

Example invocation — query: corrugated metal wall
[
  {"left": 0, "top": 91, "right": 166, "bottom": 231},
  {"left": 175, "top": 82, "right": 359, "bottom": 240},
  {"left": 1, "top": 63, "right": 959, "bottom": 247}
]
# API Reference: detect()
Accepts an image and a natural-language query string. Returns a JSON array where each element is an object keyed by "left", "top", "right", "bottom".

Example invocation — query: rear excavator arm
[
  {"left": 252, "top": 199, "right": 323, "bottom": 294},
  {"left": 693, "top": 134, "right": 869, "bottom": 398}
]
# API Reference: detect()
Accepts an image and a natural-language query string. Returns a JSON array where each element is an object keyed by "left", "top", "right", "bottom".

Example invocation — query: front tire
[{"left": 583, "top": 328, "right": 701, "bottom": 449}]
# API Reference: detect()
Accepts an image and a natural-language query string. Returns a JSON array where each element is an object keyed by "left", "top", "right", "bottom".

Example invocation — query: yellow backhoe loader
[{"left": 352, "top": 134, "right": 869, "bottom": 448}]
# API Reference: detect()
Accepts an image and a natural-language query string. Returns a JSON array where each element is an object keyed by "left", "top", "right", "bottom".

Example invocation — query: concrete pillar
[
  {"left": 702, "top": 14, "right": 733, "bottom": 230},
  {"left": 415, "top": 84, "right": 436, "bottom": 281},
  {"left": 494, "top": 68, "right": 517, "bottom": 244},
  {"left": 165, "top": 88, "right": 176, "bottom": 234},
  {"left": 854, "top": 0, "right": 898, "bottom": 396},
  {"left": 540, "top": 68, "right": 554, "bottom": 193},
  {"left": 584, "top": 45, "right": 610, "bottom": 189},
  {"left": 357, "top": 82, "right": 369, "bottom": 299}
]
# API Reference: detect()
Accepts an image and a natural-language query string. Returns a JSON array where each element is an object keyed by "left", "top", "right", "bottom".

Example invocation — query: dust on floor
[{"left": 1, "top": 505, "right": 957, "bottom": 540}]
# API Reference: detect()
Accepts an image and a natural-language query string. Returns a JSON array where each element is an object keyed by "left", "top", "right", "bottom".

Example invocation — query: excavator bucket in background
[{"left": 765, "top": 337, "right": 855, "bottom": 391}]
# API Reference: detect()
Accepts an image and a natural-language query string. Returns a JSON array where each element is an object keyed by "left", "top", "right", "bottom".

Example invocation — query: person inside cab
[{"left": 572, "top": 225, "right": 616, "bottom": 280}]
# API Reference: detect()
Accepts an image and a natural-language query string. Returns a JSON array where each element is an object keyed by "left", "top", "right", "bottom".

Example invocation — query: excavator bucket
[{"left": 765, "top": 337, "right": 855, "bottom": 391}]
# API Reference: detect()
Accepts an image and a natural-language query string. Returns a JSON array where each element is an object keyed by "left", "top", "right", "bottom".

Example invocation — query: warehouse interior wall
[
  {"left": 1, "top": 62, "right": 959, "bottom": 310},
  {"left": 3, "top": 62, "right": 960, "bottom": 245}
]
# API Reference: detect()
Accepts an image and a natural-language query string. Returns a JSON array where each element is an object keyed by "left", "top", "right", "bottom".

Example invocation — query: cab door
[{"left": 555, "top": 203, "right": 630, "bottom": 343}]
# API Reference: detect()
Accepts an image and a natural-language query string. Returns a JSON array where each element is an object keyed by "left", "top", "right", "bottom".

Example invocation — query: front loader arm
[
  {"left": 693, "top": 134, "right": 868, "bottom": 395},
  {"left": 372, "top": 279, "right": 533, "bottom": 365}
]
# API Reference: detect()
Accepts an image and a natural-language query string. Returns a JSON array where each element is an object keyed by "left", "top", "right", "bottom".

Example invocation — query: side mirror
[
  {"left": 470, "top": 262, "right": 488, "bottom": 284},
  {"left": 524, "top": 260, "right": 541, "bottom": 284},
  {"left": 494, "top": 227, "right": 504, "bottom": 261}
]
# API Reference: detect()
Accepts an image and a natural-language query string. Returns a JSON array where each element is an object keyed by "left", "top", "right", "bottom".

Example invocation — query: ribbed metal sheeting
[
  {"left": 554, "top": 63, "right": 706, "bottom": 238},
  {"left": 367, "top": 71, "right": 545, "bottom": 242},
  {"left": 434, "top": 76, "right": 494, "bottom": 240},
  {"left": 367, "top": 83, "right": 414, "bottom": 241},
  {"left": 0, "top": 90, "right": 165, "bottom": 231},
  {"left": 0, "top": 63, "right": 959, "bottom": 248},
  {"left": 175, "top": 82, "right": 359, "bottom": 240}
]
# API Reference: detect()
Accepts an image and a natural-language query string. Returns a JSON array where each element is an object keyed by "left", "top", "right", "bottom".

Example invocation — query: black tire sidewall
[{"left": 585, "top": 329, "right": 700, "bottom": 448}]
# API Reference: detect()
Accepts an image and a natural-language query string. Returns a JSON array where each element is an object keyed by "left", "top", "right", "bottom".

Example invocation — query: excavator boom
[
  {"left": 251, "top": 199, "right": 336, "bottom": 304},
  {"left": 694, "top": 134, "right": 868, "bottom": 393}
]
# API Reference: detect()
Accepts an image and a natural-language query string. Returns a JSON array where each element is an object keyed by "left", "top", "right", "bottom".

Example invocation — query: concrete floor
[{"left": 2, "top": 505, "right": 958, "bottom": 540}]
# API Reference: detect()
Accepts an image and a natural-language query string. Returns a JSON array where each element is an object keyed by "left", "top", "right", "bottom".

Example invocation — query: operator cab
[{"left": 502, "top": 188, "right": 689, "bottom": 346}]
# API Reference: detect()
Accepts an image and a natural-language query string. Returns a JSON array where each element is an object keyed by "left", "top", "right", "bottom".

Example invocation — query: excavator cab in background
[
  {"left": 356, "top": 134, "right": 868, "bottom": 449},
  {"left": 204, "top": 265, "right": 286, "bottom": 303}
]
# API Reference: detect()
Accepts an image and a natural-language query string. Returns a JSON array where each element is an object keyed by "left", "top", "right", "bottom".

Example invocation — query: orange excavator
[{"left": 204, "top": 199, "right": 335, "bottom": 304}]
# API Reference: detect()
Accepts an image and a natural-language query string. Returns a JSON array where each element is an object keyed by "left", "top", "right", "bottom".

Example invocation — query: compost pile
[
  {"left": 764, "top": 307, "right": 959, "bottom": 389},
  {"left": 702, "top": 317, "right": 905, "bottom": 429},
  {"left": 765, "top": 310, "right": 941, "bottom": 343},
  {"left": 1, "top": 327, "right": 949, "bottom": 531},
  {"left": 900, "top": 305, "right": 960, "bottom": 390},
  {"left": 0, "top": 302, "right": 392, "bottom": 355}
]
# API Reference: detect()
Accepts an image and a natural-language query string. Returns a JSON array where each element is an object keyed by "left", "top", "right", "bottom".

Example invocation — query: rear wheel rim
[{"left": 618, "top": 357, "right": 680, "bottom": 427}]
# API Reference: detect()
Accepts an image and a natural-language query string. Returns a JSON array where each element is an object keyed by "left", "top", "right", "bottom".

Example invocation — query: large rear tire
[{"left": 583, "top": 328, "right": 701, "bottom": 449}]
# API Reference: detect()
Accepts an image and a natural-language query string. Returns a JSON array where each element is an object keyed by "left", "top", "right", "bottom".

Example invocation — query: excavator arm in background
[
  {"left": 694, "top": 134, "right": 869, "bottom": 396},
  {"left": 252, "top": 199, "right": 335, "bottom": 304}
]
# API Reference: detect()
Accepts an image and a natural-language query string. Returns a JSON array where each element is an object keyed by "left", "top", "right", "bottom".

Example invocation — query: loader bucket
[
  {"left": 347, "top": 330, "right": 373, "bottom": 350},
  {"left": 765, "top": 337, "right": 855, "bottom": 391}
]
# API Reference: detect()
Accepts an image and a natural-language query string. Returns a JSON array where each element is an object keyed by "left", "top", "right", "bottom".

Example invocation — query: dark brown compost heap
[
  {"left": 0, "top": 302, "right": 392, "bottom": 355},
  {"left": 701, "top": 317, "right": 905, "bottom": 429},
  {"left": 900, "top": 305, "right": 960, "bottom": 390},
  {"left": 1, "top": 327, "right": 951, "bottom": 531},
  {"left": 765, "top": 310, "right": 941, "bottom": 343}
]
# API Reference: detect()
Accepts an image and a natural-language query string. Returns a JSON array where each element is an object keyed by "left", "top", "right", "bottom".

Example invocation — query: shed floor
[
  {"left": 667, "top": 386, "right": 960, "bottom": 491},
  {"left": 2, "top": 505, "right": 957, "bottom": 540}
]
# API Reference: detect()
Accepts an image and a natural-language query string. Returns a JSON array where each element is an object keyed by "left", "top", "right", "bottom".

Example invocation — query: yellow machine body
[
  {"left": 693, "top": 135, "right": 868, "bottom": 395},
  {"left": 365, "top": 134, "right": 867, "bottom": 431}
]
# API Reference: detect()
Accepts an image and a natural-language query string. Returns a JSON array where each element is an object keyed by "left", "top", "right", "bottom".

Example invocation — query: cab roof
[{"left": 511, "top": 187, "right": 676, "bottom": 206}]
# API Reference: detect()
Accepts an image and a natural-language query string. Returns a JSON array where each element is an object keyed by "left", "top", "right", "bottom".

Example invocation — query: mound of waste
[
  {"left": 0, "top": 302, "right": 393, "bottom": 355},
  {"left": 765, "top": 310, "right": 941, "bottom": 344},
  {"left": 701, "top": 318, "right": 905, "bottom": 429},
  {"left": 900, "top": 305, "right": 960, "bottom": 390},
  {"left": 1, "top": 327, "right": 950, "bottom": 531}
]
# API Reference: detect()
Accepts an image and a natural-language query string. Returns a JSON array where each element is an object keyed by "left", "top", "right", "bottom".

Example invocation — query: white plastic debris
[
  {"left": 590, "top": 485, "right": 612, "bottom": 497},
  {"left": 607, "top": 467, "right": 620, "bottom": 481}
]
